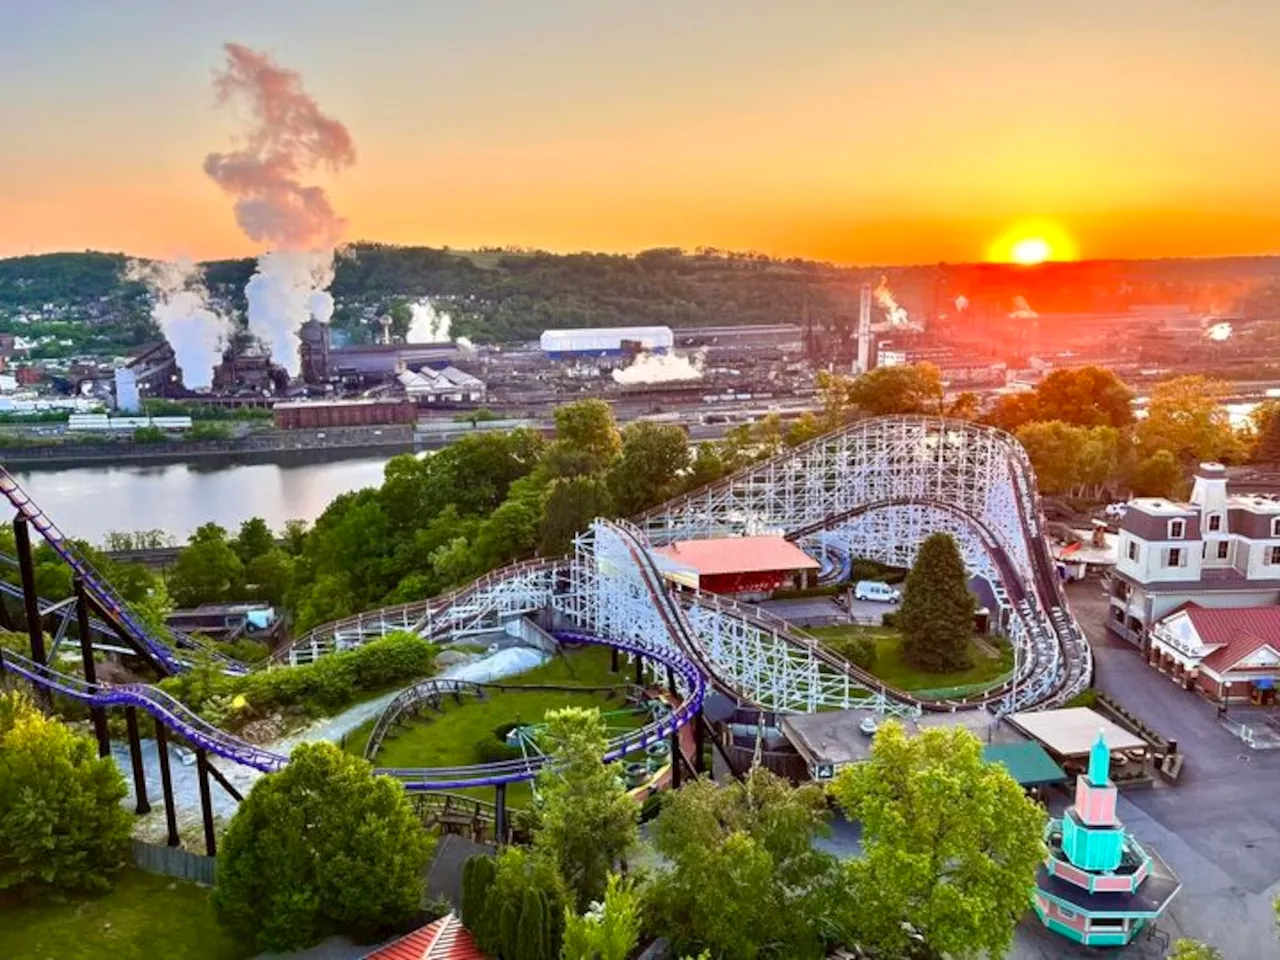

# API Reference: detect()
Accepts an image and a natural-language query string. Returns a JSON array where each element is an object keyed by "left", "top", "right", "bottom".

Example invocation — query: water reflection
[{"left": 13, "top": 452, "right": 395, "bottom": 544}]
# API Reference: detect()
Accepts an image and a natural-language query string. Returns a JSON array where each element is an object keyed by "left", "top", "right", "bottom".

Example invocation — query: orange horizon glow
[{"left": 5, "top": 4, "right": 1280, "bottom": 266}]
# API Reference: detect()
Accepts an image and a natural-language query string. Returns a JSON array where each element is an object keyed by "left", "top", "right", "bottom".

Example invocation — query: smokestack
[
  {"left": 204, "top": 43, "right": 356, "bottom": 378},
  {"left": 856, "top": 283, "right": 872, "bottom": 374}
]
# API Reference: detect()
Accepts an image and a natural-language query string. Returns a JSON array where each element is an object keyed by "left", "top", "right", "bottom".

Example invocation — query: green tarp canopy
[{"left": 982, "top": 742, "right": 1067, "bottom": 787}]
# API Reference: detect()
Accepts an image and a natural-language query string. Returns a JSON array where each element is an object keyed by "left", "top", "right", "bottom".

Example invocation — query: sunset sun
[
  {"left": 1011, "top": 237, "right": 1051, "bottom": 264},
  {"left": 987, "top": 221, "right": 1079, "bottom": 264}
]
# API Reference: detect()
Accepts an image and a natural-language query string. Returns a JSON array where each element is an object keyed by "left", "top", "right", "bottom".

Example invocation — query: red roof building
[
  {"left": 655, "top": 535, "right": 820, "bottom": 598},
  {"left": 1147, "top": 603, "right": 1280, "bottom": 704},
  {"left": 362, "top": 913, "right": 488, "bottom": 960}
]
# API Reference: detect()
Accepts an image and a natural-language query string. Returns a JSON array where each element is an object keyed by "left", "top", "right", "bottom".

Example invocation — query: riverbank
[{"left": 0, "top": 425, "right": 416, "bottom": 467}]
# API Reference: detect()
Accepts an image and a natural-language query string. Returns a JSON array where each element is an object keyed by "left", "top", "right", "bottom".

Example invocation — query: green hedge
[{"left": 160, "top": 632, "right": 437, "bottom": 725}]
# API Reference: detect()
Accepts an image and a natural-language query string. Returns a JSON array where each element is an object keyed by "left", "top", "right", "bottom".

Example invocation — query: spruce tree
[{"left": 899, "top": 532, "right": 975, "bottom": 673}]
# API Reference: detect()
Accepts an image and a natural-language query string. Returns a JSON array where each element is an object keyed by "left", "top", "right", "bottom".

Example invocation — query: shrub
[
  {"left": 213, "top": 742, "right": 432, "bottom": 952},
  {"left": 880, "top": 610, "right": 899, "bottom": 629},
  {"left": 0, "top": 691, "right": 132, "bottom": 897},
  {"left": 347, "top": 631, "right": 437, "bottom": 689},
  {"left": 467, "top": 848, "right": 566, "bottom": 960}
]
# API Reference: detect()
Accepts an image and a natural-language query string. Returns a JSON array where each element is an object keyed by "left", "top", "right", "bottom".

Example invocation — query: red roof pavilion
[
  {"left": 656, "top": 535, "right": 820, "bottom": 596},
  {"left": 362, "top": 913, "right": 488, "bottom": 960}
]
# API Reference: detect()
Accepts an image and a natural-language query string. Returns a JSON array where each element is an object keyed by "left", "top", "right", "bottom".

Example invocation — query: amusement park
[{"left": 6, "top": 410, "right": 1245, "bottom": 960}]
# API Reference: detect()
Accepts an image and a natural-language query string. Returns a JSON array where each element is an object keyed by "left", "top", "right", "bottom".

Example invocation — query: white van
[{"left": 854, "top": 580, "right": 901, "bottom": 603}]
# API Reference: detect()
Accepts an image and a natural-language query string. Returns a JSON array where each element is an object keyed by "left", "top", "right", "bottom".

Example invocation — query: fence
[{"left": 131, "top": 839, "right": 216, "bottom": 886}]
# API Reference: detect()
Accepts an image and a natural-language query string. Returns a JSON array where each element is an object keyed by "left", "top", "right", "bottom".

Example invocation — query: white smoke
[
  {"left": 407, "top": 298, "right": 452, "bottom": 343},
  {"left": 1010, "top": 296, "right": 1038, "bottom": 320},
  {"left": 244, "top": 250, "right": 337, "bottom": 372},
  {"left": 612, "top": 350, "right": 705, "bottom": 385},
  {"left": 954, "top": 295, "right": 969, "bottom": 312},
  {"left": 124, "top": 259, "right": 231, "bottom": 390},
  {"left": 455, "top": 335, "right": 477, "bottom": 355},
  {"left": 204, "top": 43, "right": 356, "bottom": 378},
  {"left": 873, "top": 275, "right": 910, "bottom": 326},
  {"left": 1206, "top": 321, "right": 1233, "bottom": 342}
]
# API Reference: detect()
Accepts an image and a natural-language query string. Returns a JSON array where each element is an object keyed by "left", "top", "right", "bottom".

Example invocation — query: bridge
[{"left": 0, "top": 415, "right": 1089, "bottom": 855}]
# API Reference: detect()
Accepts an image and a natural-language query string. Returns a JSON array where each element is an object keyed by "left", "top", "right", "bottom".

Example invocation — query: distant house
[
  {"left": 1147, "top": 603, "right": 1280, "bottom": 704},
  {"left": 1109, "top": 462, "right": 1280, "bottom": 645}
]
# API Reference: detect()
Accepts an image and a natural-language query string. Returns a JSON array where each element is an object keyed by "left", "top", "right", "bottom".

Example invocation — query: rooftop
[
  {"left": 362, "top": 913, "right": 486, "bottom": 960},
  {"left": 655, "top": 535, "right": 820, "bottom": 577},
  {"left": 1006, "top": 707, "right": 1146, "bottom": 758},
  {"left": 780, "top": 709, "right": 1027, "bottom": 769},
  {"left": 1161, "top": 603, "right": 1280, "bottom": 673},
  {"left": 1127, "top": 498, "right": 1196, "bottom": 517}
]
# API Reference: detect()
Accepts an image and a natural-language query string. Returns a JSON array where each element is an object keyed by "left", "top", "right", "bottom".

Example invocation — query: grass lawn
[
  {"left": 0, "top": 868, "right": 245, "bottom": 960},
  {"left": 808, "top": 625, "right": 1013, "bottom": 694},
  {"left": 347, "top": 645, "right": 649, "bottom": 807}
]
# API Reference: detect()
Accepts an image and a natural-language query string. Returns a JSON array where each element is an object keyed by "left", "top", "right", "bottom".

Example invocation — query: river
[{"left": 11, "top": 451, "right": 397, "bottom": 544}]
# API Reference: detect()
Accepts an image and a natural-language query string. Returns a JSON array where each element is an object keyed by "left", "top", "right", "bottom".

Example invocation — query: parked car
[{"left": 854, "top": 580, "right": 901, "bottom": 603}]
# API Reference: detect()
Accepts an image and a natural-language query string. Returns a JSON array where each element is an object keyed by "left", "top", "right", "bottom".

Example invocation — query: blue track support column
[
  {"left": 196, "top": 748, "right": 217, "bottom": 857},
  {"left": 670, "top": 724, "right": 682, "bottom": 789},
  {"left": 634, "top": 652, "right": 644, "bottom": 687},
  {"left": 611, "top": 647, "right": 619, "bottom": 674},
  {"left": 154, "top": 723, "right": 181, "bottom": 848},
  {"left": 494, "top": 783, "right": 507, "bottom": 846},
  {"left": 74, "top": 578, "right": 110, "bottom": 758},
  {"left": 124, "top": 706, "right": 151, "bottom": 815},
  {"left": 693, "top": 710, "right": 705, "bottom": 774}
]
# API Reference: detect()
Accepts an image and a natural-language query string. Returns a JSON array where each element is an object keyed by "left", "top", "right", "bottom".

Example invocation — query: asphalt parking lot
[
  {"left": 757, "top": 595, "right": 895, "bottom": 627},
  {"left": 1008, "top": 580, "right": 1280, "bottom": 959}
]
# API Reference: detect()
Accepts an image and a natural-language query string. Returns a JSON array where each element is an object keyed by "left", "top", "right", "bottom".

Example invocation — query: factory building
[
  {"left": 273, "top": 398, "right": 418, "bottom": 430},
  {"left": 398, "top": 366, "right": 486, "bottom": 405},
  {"left": 299, "top": 320, "right": 458, "bottom": 385},
  {"left": 540, "top": 326, "right": 673, "bottom": 359}
]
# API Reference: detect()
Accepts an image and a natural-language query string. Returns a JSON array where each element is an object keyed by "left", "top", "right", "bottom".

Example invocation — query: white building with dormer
[{"left": 1108, "top": 462, "right": 1280, "bottom": 645}]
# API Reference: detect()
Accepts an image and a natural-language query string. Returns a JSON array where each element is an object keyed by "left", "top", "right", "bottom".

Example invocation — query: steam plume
[
  {"left": 204, "top": 43, "right": 355, "bottom": 376},
  {"left": 125, "top": 259, "right": 231, "bottom": 390},
  {"left": 612, "top": 350, "right": 705, "bottom": 385},
  {"left": 873, "top": 275, "right": 909, "bottom": 326},
  {"left": 954, "top": 295, "right": 969, "bottom": 312},
  {"left": 1009, "top": 295, "right": 1037, "bottom": 320},
  {"left": 1205, "top": 321, "right": 1233, "bottom": 342},
  {"left": 407, "top": 298, "right": 452, "bottom": 343}
]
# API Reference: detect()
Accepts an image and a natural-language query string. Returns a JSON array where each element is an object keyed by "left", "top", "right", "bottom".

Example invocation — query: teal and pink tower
[{"left": 1032, "top": 732, "right": 1181, "bottom": 947}]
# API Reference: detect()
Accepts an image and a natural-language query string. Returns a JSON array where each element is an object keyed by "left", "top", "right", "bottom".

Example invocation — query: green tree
[
  {"left": 1034, "top": 366, "right": 1135, "bottom": 428},
  {"left": 470, "top": 847, "right": 568, "bottom": 960},
  {"left": 1250, "top": 400, "right": 1280, "bottom": 464},
  {"left": 1169, "top": 939, "right": 1224, "bottom": 960},
  {"left": 243, "top": 548, "right": 294, "bottom": 607},
  {"left": 539, "top": 476, "right": 614, "bottom": 556},
  {"left": 561, "top": 874, "right": 643, "bottom": 960},
  {"left": 545, "top": 400, "right": 622, "bottom": 477},
  {"left": 533, "top": 707, "right": 638, "bottom": 910},
  {"left": 1016, "top": 421, "right": 1088, "bottom": 495},
  {"left": 213, "top": 742, "right": 432, "bottom": 952},
  {"left": 840, "top": 362, "right": 945, "bottom": 417},
  {"left": 648, "top": 768, "right": 841, "bottom": 960},
  {"left": 1137, "top": 376, "right": 1242, "bottom": 463},
  {"left": 169, "top": 535, "right": 245, "bottom": 607},
  {"left": 608, "top": 420, "right": 690, "bottom": 515},
  {"left": 282, "top": 519, "right": 309, "bottom": 555},
  {"left": 0, "top": 690, "right": 132, "bottom": 897},
  {"left": 899, "top": 532, "right": 974, "bottom": 673},
  {"left": 1131, "top": 448, "right": 1183, "bottom": 498},
  {"left": 785, "top": 411, "right": 824, "bottom": 447},
  {"left": 946, "top": 390, "right": 983, "bottom": 422},
  {"left": 233, "top": 517, "right": 275, "bottom": 565},
  {"left": 985, "top": 391, "right": 1042, "bottom": 433},
  {"left": 830, "top": 721, "right": 1047, "bottom": 959}
]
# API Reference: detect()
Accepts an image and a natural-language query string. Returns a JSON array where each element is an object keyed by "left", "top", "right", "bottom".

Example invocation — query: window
[
  {"left": 1209, "top": 514, "right": 1221, "bottom": 532},
  {"left": 1270, "top": 546, "right": 1280, "bottom": 566},
  {"left": 1127, "top": 541, "right": 1138, "bottom": 561},
  {"left": 1169, "top": 519, "right": 1185, "bottom": 539},
  {"left": 1272, "top": 517, "right": 1280, "bottom": 538},
  {"left": 1167, "top": 547, "right": 1182, "bottom": 568},
  {"left": 1218, "top": 541, "right": 1230, "bottom": 560},
  {"left": 1090, "top": 917, "right": 1127, "bottom": 930}
]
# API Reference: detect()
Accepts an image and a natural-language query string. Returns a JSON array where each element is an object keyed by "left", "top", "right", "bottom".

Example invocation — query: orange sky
[{"left": 4, "top": 1, "right": 1280, "bottom": 265}]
